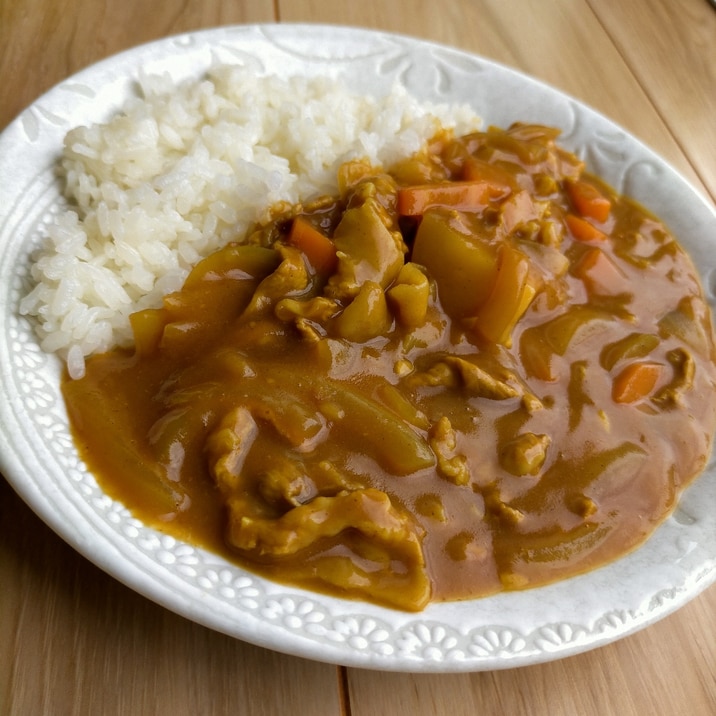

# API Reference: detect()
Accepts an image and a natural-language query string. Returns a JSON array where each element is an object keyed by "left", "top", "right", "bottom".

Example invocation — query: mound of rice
[{"left": 20, "top": 65, "right": 481, "bottom": 378}]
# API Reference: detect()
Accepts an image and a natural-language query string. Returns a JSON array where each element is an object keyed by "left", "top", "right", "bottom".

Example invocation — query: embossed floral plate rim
[{"left": 0, "top": 24, "right": 715, "bottom": 673}]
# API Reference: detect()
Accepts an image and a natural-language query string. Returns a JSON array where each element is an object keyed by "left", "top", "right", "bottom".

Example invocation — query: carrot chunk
[
  {"left": 287, "top": 216, "right": 338, "bottom": 275},
  {"left": 566, "top": 179, "right": 611, "bottom": 222},
  {"left": 565, "top": 214, "right": 608, "bottom": 243},
  {"left": 397, "top": 180, "right": 509, "bottom": 216},
  {"left": 612, "top": 361, "right": 663, "bottom": 403},
  {"left": 571, "top": 247, "right": 626, "bottom": 295}
]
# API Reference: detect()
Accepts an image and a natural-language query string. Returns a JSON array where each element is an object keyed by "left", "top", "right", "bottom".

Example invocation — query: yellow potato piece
[{"left": 412, "top": 209, "right": 497, "bottom": 319}]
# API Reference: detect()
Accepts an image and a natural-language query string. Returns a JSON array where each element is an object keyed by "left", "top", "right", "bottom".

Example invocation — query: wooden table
[{"left": 1, "top": 1, "right": 715, "bottom": 714}]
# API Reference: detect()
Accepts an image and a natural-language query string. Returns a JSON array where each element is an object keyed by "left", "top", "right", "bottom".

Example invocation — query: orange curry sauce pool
[{"left": 63, "top": 124, "right": 716, "bottom": 611}]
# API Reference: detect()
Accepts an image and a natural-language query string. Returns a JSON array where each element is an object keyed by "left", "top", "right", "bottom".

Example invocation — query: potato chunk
[{"left": 411, "top": 209, "right": 497, "bottom": 319}]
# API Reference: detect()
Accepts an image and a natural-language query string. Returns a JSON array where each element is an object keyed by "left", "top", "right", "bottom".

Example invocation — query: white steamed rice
[{"left": 20, "top": 65, "right": 481, "bottom": 378}]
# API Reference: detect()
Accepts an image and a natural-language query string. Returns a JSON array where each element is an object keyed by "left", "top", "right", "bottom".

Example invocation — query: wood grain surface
[{"left": 1, "top": 1, "right": 715, "bottom": 714}]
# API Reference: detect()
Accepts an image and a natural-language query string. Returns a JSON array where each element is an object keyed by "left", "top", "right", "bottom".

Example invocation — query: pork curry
[{"left": 63, "top": 123, "right": 716, "bottom": 611}]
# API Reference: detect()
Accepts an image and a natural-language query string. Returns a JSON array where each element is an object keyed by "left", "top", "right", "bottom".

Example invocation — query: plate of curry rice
[{"left": 1, "top": 25, "right": 715, "bottom": 672}]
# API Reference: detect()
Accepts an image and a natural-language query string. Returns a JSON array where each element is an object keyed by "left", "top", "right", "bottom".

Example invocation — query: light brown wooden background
[{"left": 1, "top": 1, "right": 715, "bottom": 714}]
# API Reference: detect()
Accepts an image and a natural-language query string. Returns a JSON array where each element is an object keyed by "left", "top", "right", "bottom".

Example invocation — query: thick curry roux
[{"left": 63, "top": 124, "right": 716, "bottom": 610}]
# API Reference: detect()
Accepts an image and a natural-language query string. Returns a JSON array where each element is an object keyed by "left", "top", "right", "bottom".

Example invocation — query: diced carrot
[
  {"left": 397, "top": 180, "right": 508, "bottom": 217},
  {"left": 612, "top": 361, "right": 663, "bottom": 403},
  {"left": 566, "top": 179, "right": 611, "bottom": 223},
  {"left": 565, "top": 214, "right": 608, "bottom": 243},
  {"left": 571, "top": 247, "right": 626, "bottom": 295},
  {"left": 287, "top": 216, "right": 338, "bottom": 275}
]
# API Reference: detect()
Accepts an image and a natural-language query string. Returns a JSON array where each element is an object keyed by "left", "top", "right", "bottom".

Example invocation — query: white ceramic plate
[{"left": 1, "top": 24, "right": 715, "bottom": 673}]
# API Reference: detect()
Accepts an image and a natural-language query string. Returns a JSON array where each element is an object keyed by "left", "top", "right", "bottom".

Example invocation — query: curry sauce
[{"left": 62, "top": 124, "right": 716, "bottom": 611}]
